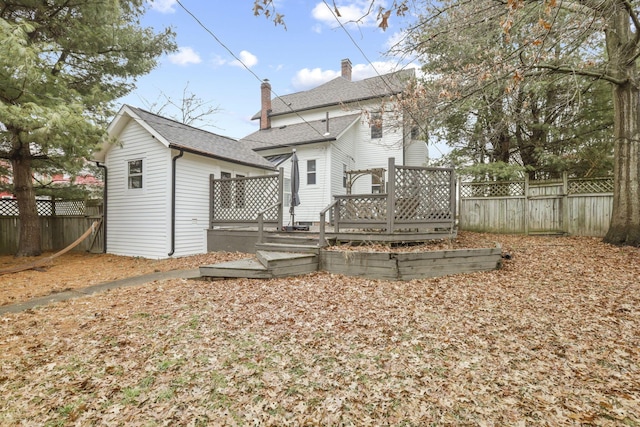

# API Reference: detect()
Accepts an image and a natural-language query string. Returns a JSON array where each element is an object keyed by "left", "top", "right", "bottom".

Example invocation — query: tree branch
[{"left": 528, "top": 63, "right": 625, "bottom": 85}]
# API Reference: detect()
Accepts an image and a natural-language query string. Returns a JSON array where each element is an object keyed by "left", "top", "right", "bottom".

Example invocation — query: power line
[
  {"left": 321, "top": 0, "right": 446, "bottom": 158},
  {"left": 174, "top": 0, "right": 328, "bottom": 143}
]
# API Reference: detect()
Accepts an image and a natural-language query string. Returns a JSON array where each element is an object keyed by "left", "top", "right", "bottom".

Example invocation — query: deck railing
[
  {"left": 210, "top": 170, "right": 284, "bottom": 229},
  {"left": 321, "top": 158, "right": 457, "bottom": 237}
]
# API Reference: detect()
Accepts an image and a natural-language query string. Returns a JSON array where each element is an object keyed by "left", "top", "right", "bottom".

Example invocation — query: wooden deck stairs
[{"left": 199, "top": 233, "right": 321, "bottom": 279}]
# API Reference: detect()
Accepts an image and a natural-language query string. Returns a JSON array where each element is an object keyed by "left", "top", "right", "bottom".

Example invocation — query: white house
[
  {"left": 241, "top": 58, "right": 428, "bottom": 225},
  {"left": 94, "top": 105, "right": 275, "bottom": 259}
]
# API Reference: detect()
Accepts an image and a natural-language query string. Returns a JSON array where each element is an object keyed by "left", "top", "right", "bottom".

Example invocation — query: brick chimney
[
  {"left": 260, "top": 79, "right": 272, "bottom": 130},
  {"left": 341, "top": 58, "right": 352, "bottom": 81}
]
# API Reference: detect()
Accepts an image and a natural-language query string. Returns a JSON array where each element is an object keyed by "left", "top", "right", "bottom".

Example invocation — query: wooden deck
[
  {"left": 207, "top": 226, "right": 457, "bottom": 253},
  {"left": 201, "top": 227, "right": 502, "bottom": 281}
]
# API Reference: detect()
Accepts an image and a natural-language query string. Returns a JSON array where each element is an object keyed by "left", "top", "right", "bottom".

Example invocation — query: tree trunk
[
  {"left": 604, "top": 81, "right": 640, "bottom": 246},
  {"left": 603, "top": 3, "right": 640, "bottom": 246},
  {"left": 11, "top": 139, "right": 42, "bottom": 257}
]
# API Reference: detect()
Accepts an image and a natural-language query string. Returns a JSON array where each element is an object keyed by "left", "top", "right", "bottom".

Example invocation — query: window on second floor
[
  {"left": 370, "top": 112, "right": 382, "bottom": 139},
  {"left": 411, "top": 126, "right": 421, "bottom": 140}
]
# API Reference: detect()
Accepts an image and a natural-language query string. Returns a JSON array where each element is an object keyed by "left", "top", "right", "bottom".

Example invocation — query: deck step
[
  {"left": 200, "top": 250, "right": 319, "bottom": 279},
  {"left": 263, "top": 233, "right": 320, "bottom": 246},
  {"left": 199, "top": 258, "right": 272, "bottom": 279},
  {"left": 256, "top": 251, "right": 317, "bottom": 269},
  {"left": 255, "top": 242, "right": 320, "bottom": 254}
]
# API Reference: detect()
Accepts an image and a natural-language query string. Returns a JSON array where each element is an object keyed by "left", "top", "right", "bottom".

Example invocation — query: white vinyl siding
[
  {"left": 174, "top": 157, "right": 270, "bottom": 256},
  {"left": 405, "top": 141, "right": 429, "bottom": 167},
  {"left": 173, "top": 152, "right": 214, "bottom": 257},
  {"left": 329, "top": 125, "right": 357, "bottom": 197},
  {"left": 106, "top": 119, "right": 170, "bottom": 258},
  {"left": 351, "top": 112, "right": 403, "bottom": 194}
]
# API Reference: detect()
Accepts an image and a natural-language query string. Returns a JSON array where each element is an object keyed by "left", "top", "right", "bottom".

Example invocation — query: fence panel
[
  {"left": 459, "top": 175, "right": 613, "bottom": 236},
  {"left": 0, "top": 199, "right": 103, "bottom": 254}
]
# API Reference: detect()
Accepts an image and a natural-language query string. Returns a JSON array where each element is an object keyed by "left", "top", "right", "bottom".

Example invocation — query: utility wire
[
  {"left": 321, "top": 0, "right": 446, "bottom": 158},
  {"left": 175, "top": 0, "right": 328, "bottom": 143}
]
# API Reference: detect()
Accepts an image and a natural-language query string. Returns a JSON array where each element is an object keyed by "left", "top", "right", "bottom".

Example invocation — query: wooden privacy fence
[
  {"left": 209, "top": 171, "right": 284, "bottom": 229},
  {"left": 459, "top": 174, "right": 613, "bottom": 236},
  {"left": 0, "top": 199, "right": 104, "bottom": 254}
]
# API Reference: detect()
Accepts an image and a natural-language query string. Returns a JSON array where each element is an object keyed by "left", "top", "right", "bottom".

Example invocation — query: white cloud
[
  {"left": 292, "top": 67, "right": 340, "bottom": 90},
  {"left": 147, "top": 0, "right": 177, "bottom": 13},
  {"left": 352, "top": 61, "right": 398, "bottom": 79},
  {"left": 291, "top": 60, "right": 421, "bottom": 91},
  {"left": 231, "top": 50, "right": 258, "bottom": 68},
  {"left": 210, "top": 51, "right": 259, "bottom": 69},
  {"left": 167, "top": 47, "right": 202, "bottom": 66},
  {"left": 311, "top": 1, "right": 384, "bottom": 28}
]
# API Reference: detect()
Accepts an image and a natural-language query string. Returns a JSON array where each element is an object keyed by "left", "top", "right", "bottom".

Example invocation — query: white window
[
  {"left": 370, "top": 112, "right": 382, "bottom": 139},
  {"left": 372, "top": 172, "right": 383, "bottom": 193},
  {"left": 128, "top": 159, "right": 143, "bottom": 189},
  {"left": 307, "top": 160, "right": 316, "bottom": 185},
  {"left": 343, "top": 164, "right": 347, "bottom": 188},
  {"left": 284, "top": 177, "right": 291, "bottom": 207}
]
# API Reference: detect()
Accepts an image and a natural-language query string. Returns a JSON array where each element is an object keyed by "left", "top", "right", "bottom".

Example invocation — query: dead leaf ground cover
[
  {"left": 0, "top": 251, "right": 247, "bottom": 306},
  {"left": 0, "top": 232, "right": 494, "bottom": 307},
  {"left": 0, "top": 232, "right": 639, "bottom": 426}
]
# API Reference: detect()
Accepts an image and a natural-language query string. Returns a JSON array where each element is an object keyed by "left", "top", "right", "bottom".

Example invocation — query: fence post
[
  {"left": 50, "top": 196, "right": 59, "bottom": 249},
  {"left": 209, "top": 174, "right": 215, "bottom": 229},
  {"left": 451, "top": 170, "right": 457, "bottom": 228},
  {"left": 524, "top": 175, "right": 530, "bottom": 235},
  {"left": 386, "top": 157, "right": 396, "bottom": 234},
  {"left": 562, "top": 171, "right": 569, "bottom": 234}
]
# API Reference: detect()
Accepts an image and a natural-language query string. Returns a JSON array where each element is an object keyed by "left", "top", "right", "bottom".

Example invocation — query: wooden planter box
[{"left": 320, "top": 246, "right": 502, "bottom": 281}]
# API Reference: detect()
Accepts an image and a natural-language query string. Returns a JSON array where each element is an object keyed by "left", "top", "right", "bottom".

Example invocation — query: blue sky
[{"left": 119, "top": 0, "right": 417, "bottom": 140}]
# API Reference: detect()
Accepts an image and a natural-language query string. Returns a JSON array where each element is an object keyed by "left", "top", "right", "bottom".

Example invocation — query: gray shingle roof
[
  {"left": 127, "top": 106, "right": 275, "bottom": 170},
  {"left": 240, "top": 114, "right": 361, "bottom": 151},
  {"left": 252, "top": 68, "right": 414, "bottom": 119}
]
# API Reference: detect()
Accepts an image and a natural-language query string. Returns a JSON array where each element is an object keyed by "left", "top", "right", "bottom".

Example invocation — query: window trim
[
  {"left": 127, "top": 159, "right": 144, "bottom": 190},
  {"left": 343, "top": 164, "right": 347, "bottom": 188},
  {"left": 370, "top": 112, "right": 383, "bottom": 139},
  {"left": 307, "top": 159, "right": 317, "bottom": 185}
]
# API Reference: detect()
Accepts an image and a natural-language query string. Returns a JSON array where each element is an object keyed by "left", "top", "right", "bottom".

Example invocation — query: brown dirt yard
[{"left": 0, "top": 232, "right": 638, "bottom": 426}]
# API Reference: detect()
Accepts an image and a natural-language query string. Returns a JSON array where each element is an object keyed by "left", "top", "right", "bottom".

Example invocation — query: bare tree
[
  {"left": 255, "top": 0, "right": 640, "bottom": 246},
  {"left": 141, "top": 82, "right": 221, "bottom": 128}
]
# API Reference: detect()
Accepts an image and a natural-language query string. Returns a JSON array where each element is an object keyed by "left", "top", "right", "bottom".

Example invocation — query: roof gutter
[
  {"left": 95, "top": 162, "right": 107, "bottom": 253},
  {"left": 168, "top": 149, "right": 184, "bottom": 257},
  {"left": 168, "top": 144, "right": 276, "bottom": 171},
  {"left": 252, "top": 138, "right": 336, "bottom": 152}
]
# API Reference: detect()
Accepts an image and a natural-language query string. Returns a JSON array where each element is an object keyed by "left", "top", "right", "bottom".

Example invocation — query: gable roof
[
  {"left": 252, "top": 68, "right": 414, "bottom": 120},
  {"left": 241, "top": 113, "right": 361, "bottom": 151},
  {"left": 97, "top": 105, "right": 275, "bottom": 170}
]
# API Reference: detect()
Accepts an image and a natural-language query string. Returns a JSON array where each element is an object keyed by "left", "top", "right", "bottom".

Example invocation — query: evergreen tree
[{"left": 0, "top": 0, "right": 176, "bottom": 256}]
